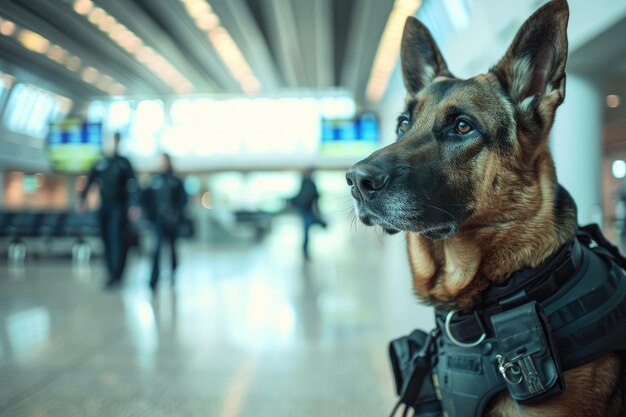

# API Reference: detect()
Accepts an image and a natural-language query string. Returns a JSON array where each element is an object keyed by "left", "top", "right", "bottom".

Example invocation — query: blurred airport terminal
[{"left": 1, "top": 0, "right": 626, "bottom": 415}]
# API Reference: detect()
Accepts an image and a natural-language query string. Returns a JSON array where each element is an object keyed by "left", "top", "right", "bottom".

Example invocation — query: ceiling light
[
  {"left": 208, "top": 25, "right": 227, "bottom": 42},
  {"left": 0, "top": 20, "right": 16, "bottom": 36},
  {"left": 99, "top": 15, "right": 116, "bottom": 31},
  {"left": 80, "top": 66, "right": 99, "bottom": 83},
  {"left": 181, "top": 1, "right": 261, "bottom": 94},
  {"left": 0, "top": 13, "right": 126, "bottom": 94},
  {"left": 108, "top": 83, "right": 126, "bottom": 96},
  {"left": 73, "top": 0, "right": 93, "bottom": 15},
  {"left": 184, "top": 0, "right": 208, "bottom": 11},
  {"left": 188, "top": 1, "right": 210, "bottom": 17},
  {"left": 121, "top": 36, "right": 142, "bottom": 53},
  {"left": 1, "top": 12, "right": 124, "bottom": 94},
  {"left": 607, "top": 95, "right": 621, "bottom": 109},
  {"left": 47, "top": 45, "right": 68, "bottom": 63},
  {"left": 365, "top": 0, "right": 422, "bottom": 103},
  {"left": 87, "top": 7, "right": 106, "bottom": 25},
  {"left": 135, "top": 46, "right": 155, "bottom": 63},
  {"left": 17, "top": 29, "right": 50, "bottom": 54},
  {"left": 65, "top": 56, "right": 82, "bottom": 71},
  {"left": 96, "top": 75, "right": 113, "bottom": 90},
  {"left": 74, "top": 4, "right": 194, "bottom": 94},
  {"left": 195, "top": 13, "right": 219, "bottom": 31},
  {"left": 107, "top": 23, "right": 126, "bottom": 39}
]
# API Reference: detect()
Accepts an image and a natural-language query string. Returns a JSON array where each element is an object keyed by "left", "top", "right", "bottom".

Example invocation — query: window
[
  {"left": 87, "top": 100, "right": 108, "bottom": 123},
  {"left": 3, "top": 83, "right": 72, "bottom": 138},
  {"left": 108, "top": 100, "right": 132, "bottom": 131},
  {"left": 130, "top": 99, "right": 164, "bottom": 155},
  {"left": 163, "top": 97, "right": 321, "bottom": 157},
  {"left": 0, "top": 72, "right": 14, "bottom": 103}
]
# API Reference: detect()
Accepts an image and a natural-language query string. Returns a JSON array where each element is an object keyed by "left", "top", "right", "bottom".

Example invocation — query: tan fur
[{"left": 406, "top": 72, "right": 574, "bottom": 309}]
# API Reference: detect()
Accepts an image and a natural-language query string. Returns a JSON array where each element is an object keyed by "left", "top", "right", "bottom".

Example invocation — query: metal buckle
[
  {"left": 496, "top": 354, "right": 523, "bottom": 385},
  {"left": 444, "top": 310, "right": 486, "bottom": 348},
  {"left": 496, "top": 354, "right": 545, "bottom": 394}
]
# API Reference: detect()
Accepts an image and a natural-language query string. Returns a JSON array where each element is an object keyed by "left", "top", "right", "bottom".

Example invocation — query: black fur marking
[{"left": 428, "top": 79, "right": 457, "bottom": 100}]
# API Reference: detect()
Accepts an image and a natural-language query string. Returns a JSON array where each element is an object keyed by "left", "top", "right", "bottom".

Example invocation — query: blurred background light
[
  {"left": 109, "top": 100, "right": 132, "bottom": 130},
  {"left": 184, "top": 176, "right": 202, "bottom": 195},
  {"left": 201, "top": 191, "right": 212, "bottom": 209},
  {"left": 64, "top": 56, "right": 82, "bottom": 72},
  {"left": 0, "top": 19, "right": 16, "bottom": 36},
  {"left": 607, "top": 95, "right": 621, "bottom": 109},
  {"left": 17, "top": 29, "right": 50, "bottom": 54},
  {"left": 612, "top": 160, "right": 626, "bottom": 179},
  {"left": 73, "top": 0, "right": 94, "bottom": 16}
]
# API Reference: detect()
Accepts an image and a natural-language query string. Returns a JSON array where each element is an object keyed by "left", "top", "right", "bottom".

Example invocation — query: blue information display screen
[
  {"left": 47, "top": 119, "right": 103, "bottom": 173},
  {"left": 320, "top": 112, "right": 380, "bottom": 156}
]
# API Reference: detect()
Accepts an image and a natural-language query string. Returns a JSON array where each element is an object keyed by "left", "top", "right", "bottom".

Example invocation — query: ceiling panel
[{"left": 0, "top": 0, "right": 393, "bottom": 105}]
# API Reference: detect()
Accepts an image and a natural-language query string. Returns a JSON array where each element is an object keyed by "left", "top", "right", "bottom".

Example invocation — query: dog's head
[{"left": 347, "top": 0, "right": 569, "bottom": 239}]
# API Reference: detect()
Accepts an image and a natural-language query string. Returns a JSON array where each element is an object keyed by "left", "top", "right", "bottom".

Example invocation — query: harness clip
[
  {"left": 444, "top": 310, "right": 486, "bottom": 348},
  {"left": 496, "top": 354, "right": 545, "bottom": 394},
  {"left": 490, "top": 302, "right": 564, "bottom": 403}
]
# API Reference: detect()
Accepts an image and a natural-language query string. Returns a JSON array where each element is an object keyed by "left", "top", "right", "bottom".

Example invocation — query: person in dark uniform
[
  {"left": 144, "top": 153, "right": 187, "bottom": 291},
  {"left": 78, "top": 132, "right": 141, "bottom": 288},
  {"left": 290, "top": 168, "right": 327, "bottom": 260}
]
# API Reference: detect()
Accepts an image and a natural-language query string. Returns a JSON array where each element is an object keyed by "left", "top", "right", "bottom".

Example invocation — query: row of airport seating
[
  {"left": 0, "top": 211, "right": 101, "bottom": 263},
  {"left": 0, "top": 211, "right": 100, "bottom": 241}
]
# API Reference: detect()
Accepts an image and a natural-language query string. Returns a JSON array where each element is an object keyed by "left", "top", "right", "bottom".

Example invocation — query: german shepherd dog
[{"left": 347, "top": 0, "right": 625, "bottom": 415}]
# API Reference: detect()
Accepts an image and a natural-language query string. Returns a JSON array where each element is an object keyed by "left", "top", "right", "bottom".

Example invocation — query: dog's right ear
[
  {"left": 401, "top": 17, "right": 451, "bottom": 95},
  {"left": 491, "top": 0, "right": 569, "bottom": 128}
]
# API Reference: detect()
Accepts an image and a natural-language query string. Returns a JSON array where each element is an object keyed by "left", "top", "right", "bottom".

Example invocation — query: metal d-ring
[{"left": 444, "top": 310, "right": 486, "bottom": 348}]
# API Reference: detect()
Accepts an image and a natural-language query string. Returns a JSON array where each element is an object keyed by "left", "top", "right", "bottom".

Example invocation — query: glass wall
[{"left": 3, "top": 83, "right": 72, "bottom": 138}]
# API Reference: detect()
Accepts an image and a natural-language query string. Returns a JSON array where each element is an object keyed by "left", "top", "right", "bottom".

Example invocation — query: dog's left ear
[{"left": 491, "top": 0, "right": 569, "bottom": 126}]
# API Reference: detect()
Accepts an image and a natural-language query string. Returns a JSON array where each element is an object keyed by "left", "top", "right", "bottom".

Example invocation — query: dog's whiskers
[{"left": 424, "top": 204, "right": 456, "bottom": 220}]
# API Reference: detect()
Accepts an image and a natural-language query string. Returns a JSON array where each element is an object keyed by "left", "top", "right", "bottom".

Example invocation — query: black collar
[{"left": 436, "top": 235, "right": 583, "bottom": 344}]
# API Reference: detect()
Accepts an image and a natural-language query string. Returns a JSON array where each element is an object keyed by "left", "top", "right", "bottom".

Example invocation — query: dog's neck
[{"left": 406, "top": 153, "right": 578, "bottom": 311}]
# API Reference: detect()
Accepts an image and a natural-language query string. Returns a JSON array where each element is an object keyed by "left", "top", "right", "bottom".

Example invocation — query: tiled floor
[{"left": 0, "top": 215, "right": 434, "bottom": 417}]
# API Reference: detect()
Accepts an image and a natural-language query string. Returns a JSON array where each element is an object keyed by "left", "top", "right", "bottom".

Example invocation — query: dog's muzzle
[{"left": 346, "top": 162, "right": 389, "bottom": 201}]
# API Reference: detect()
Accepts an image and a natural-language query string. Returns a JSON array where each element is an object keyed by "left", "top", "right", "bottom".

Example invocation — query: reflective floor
[{"left": 0, "top": 215, "right": 433, "bottom": 417}]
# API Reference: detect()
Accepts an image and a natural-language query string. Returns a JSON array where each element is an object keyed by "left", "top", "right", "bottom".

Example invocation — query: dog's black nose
[{"left": 346, "top": 164, "right": 389, "bottom": 200}]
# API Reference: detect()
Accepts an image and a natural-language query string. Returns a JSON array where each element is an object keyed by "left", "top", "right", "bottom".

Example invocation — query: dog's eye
[
  {"left": 397, "top": 119, "right": 410, "bottom": 135},
  {"left": 455, "top": 120, "right": 473, "bottom": 135}
]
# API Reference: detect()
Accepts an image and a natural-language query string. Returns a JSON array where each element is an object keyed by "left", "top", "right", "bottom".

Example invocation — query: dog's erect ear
[
  {"left": 401, "top": 16, "right": 451, "bottom": 95},
  {"left": 492, "top": 0, "right": 569, "bottom": 123}
]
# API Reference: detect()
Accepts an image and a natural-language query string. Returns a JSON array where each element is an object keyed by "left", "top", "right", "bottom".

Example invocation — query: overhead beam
[
  {"left": 132, "top": 0, "right": 238, "bottom": 92},
  {"left": 314, "top": 0, "right": 334, "bottom": 88},
  {"left": 261, "top": 0, "right": 307, "bottom": 88},
  {"left": 102, "top": 0, "right": 214, "bottom": 92},
  {"left": 220, "top": 0, "right": 283, "bottom": 91},
  {"left": 2, "top": 0, "right": 165, "bottom": 95},
  {"left": 340, "top": 0, "right": 393, "bottom": 103}
]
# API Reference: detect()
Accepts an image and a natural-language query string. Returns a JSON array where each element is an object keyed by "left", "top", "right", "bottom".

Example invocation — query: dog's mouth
[
  {"left": 353, "top": 199, "right": 459, "bottom": 239},
  {"left": 357, "top": 211, "right": 401, "bottom": 235}
]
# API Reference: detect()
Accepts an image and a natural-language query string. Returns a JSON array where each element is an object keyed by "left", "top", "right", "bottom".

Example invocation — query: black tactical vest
[{"left": 389, "top": 225, "right": 626, "bottom": 417}]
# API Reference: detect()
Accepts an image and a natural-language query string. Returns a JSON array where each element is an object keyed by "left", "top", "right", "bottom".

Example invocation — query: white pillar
[
  {"left": 551, "top": 74, "right": 603, "bottom": 225},
  {"left": 0, "top": 171, "right": 4, "bottom": 208}
]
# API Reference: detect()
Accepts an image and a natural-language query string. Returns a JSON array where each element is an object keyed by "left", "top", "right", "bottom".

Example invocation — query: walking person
[
  {"left": 144, "top": 153, "right": 187, "bottom": 291},
  {"left": 290, "top": 168, "right": 327, "bottom": 260},
  {"left": 78, "top": 132, "right": 141, "bottom": 289}
]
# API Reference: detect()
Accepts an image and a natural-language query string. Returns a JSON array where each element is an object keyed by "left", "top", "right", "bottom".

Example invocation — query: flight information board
[
  {"left": 46, "top": 119, "right": 102, "bottom": 173},
  {"left": 320, "top": 112, "right": 380, "bottom": 156}
]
